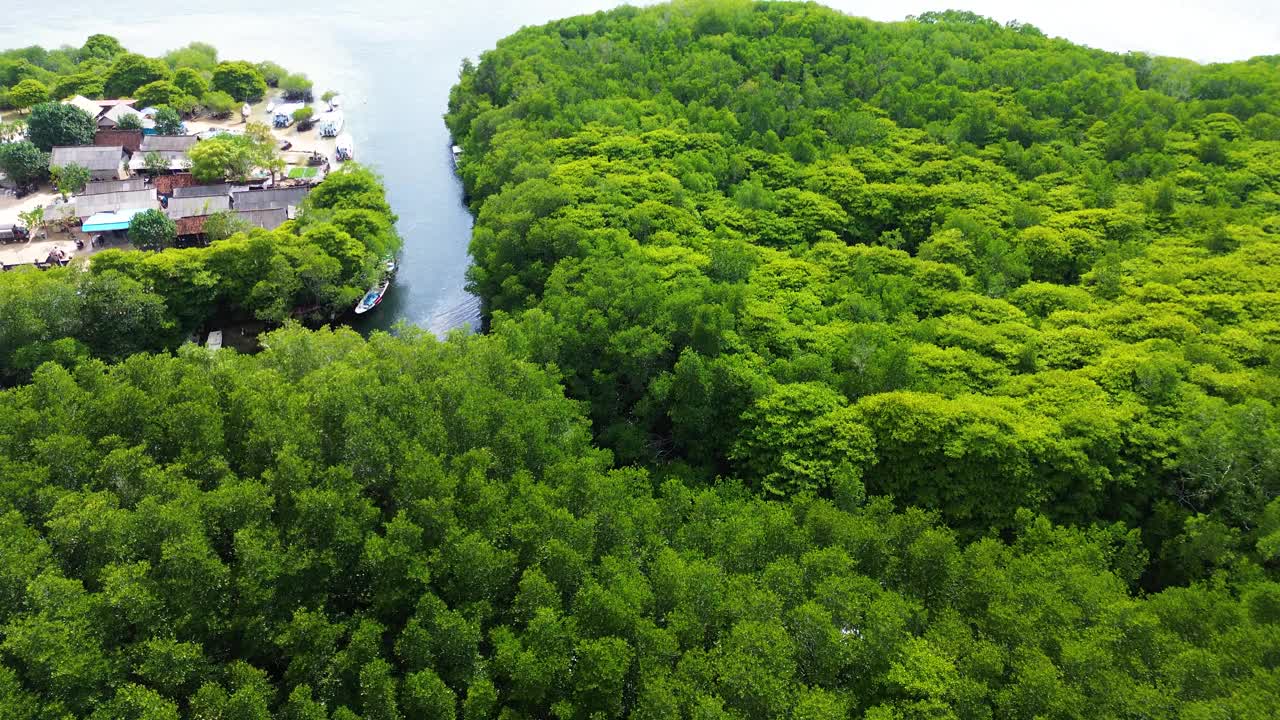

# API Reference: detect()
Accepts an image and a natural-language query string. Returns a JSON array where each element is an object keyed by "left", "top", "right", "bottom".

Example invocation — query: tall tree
[{"left": 24, "top": 102, "right": 96, "bottom": 151}]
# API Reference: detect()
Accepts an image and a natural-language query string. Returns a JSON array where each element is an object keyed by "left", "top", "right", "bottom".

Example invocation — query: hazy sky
[
  {"left": 820, "top": 0, "right": 1280, "bottom": 63},
  {"left": 3, "top": 0, "right": 1277, "bottom": 66}
]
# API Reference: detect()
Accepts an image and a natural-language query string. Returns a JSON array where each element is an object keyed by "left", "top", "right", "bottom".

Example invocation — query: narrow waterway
[
  {"left": 4, "top": 1, "right": 1270, "bottom": 336},
  {"left": 1, "top": 0, "right": 659, "bottom": 336}
]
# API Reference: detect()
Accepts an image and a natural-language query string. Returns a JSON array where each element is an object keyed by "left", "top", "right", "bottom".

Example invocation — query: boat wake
[{"left": 427, "top": 293, "right": 482, "bottom": 338}]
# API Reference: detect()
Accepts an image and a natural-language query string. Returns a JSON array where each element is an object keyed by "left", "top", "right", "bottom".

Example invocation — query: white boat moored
[{"left": 335, "top": 133, "right": 355, "bottom": 162}]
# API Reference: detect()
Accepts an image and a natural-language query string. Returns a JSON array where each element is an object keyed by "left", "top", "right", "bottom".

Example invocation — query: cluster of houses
[
  {"left": 64, "top": 95, "right": 161, "bottom": 132},
  {"left": 75, "top": 180, "right": 311, "bottom": 243},
  {"left": 47, "top": 96, "right": 314, "bottom": 244}
]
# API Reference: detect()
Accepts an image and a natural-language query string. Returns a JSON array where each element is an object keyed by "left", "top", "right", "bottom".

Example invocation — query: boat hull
[{"left": 354, "top": 280, "right": 390, "bottom": 314}]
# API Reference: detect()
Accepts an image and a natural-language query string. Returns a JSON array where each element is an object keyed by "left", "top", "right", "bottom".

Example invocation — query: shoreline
[{"left": 1, "top": 90, "right": 350, "bottom": 270}]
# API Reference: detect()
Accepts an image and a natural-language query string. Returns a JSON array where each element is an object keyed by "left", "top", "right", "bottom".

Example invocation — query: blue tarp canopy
[{"left": 81, "top": 208, "right": 149, "bottom": 233}]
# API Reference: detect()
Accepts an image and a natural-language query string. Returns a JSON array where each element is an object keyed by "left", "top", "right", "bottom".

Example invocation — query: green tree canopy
[
  {"left": 25, "top": 101, "right": 95, "bottom": 151},
  {"left": 50, "top": 161, "right": 89, "bottom": 199},
  {"left": 9, "top": 78, "right": 48, "bottom": 110},
  {"left": 211, "top": 61, "right": 267, "bottom": 103},
  {"left": 0, "top": 140, "right": 48, "bottom": 185},
  {"left": 127, "top": 208, "right": 176, "bottom": 251},
  {"left": 102, "top": 53, "right": 170, "bottom": 98}
]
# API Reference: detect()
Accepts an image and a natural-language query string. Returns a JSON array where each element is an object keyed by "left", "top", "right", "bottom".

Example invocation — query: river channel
[{"left": 2, "top": 0, "right": 658, "bottom": 336}]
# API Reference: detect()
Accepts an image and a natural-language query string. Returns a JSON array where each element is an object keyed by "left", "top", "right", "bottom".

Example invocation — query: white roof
[
  {"left": 80, "top": 207, "right": 150, "bottom": 229},
  {"left": 64, "top": 95, "right": 104, "bottom": 118},
  {"left": 128, "top": 151, "right": 191, "bottom": 172},
  {"left": 100, "top": 105, "right": 142, "bottom": 124}
]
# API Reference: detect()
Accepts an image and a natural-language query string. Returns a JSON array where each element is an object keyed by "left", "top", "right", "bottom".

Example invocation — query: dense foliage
[
  {"left": 0, "top": 165, "right": 401, "bottom": 382},
  {"left": 446, "top": 0, "right": 1280, "bottom": 579},
  {"left": 188, "top": 123, "right": 280, "bottom": 182},
  {"left": 1, "top": 4, "right": 1279, "bottom": 718},
  {"left": 25, "top": 101, "right": 96, "bottom": 151},
  {"left": 128, "top": 208, "right": 178, "bottom": 251},
  {"left": 0, "top": 35, "right": 298, "bottom": 118},
  {"left": 0, "top": 139, "right": 48, "bottom": 186},
  {"left": 0, "top": 326, "right": 1276, "bottom": 720}
]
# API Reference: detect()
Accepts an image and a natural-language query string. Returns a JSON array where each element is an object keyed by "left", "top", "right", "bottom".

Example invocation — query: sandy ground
[
  {"left": 184, "top": 93, "right": 346, "bottom": 175},
  {"left": 0, "top": 225, "right": 132, "bottom": 268},
  {"left": 0, "top": 190, "right": 60, "bottom": 226}
]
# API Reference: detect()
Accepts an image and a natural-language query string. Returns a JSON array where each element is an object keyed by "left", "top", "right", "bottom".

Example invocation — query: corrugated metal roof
[
  {"left": 71, "top": 189, "right": 158, "bottom": 218},
  {"left": 232, "top": 187, "right": 311, "bottom": 211},
  {"left": 173, "top": 183, "right": 232, "bottom": 198},
  {"left": 154, "top": 174, "right": 196, "bottom": 194},
  {"left": 81, "top": 208, "right": 150, "bottom": 232},
  {"left": 175, "top": 215, "right": 210, "bottom": 236},
  {"left": 51, "top": 146, "right": 125, "bottom": 172},
  {"left": 236, "top": 208, "right": 289, "bottom": 231},
  {"left": 140, "top": 135, "right": 198, "bottom": 153},
  {"left": 82, "top": 178, "right": 146, "bottom": 195},
  {"left": 99, "top": 105, "right": 141, "bottom": 125},
  {"left": 94, "top": 129, "right": 143, "bottom": 153},
  {"left": 166, "top": 195, "right": 231, "bottom": 219}
]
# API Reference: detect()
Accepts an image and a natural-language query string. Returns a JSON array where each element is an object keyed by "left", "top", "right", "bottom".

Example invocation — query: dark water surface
[{"left": 1, "top": 0, "right": 652, "bottom": 336}]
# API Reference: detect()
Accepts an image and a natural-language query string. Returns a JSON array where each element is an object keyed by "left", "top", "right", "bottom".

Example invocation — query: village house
[
  {"left": 50, "top": 145, "right": 127, "bottom": 181},
  {"left": 81, "top": 178, "right": 147, "bottom": 195},
  {"left": 93, "top": 128, "right": 144, "bottom": 154},
  {"left": 235, "top": 208, "right": 290, "bottom": 231},
  {"left": 140, "top": 135, "right": 198, "bottom": 154},
  {"left": 97, "top": 104, "right": 146, "bottom": 130},
  {"left": 232, "top": 187, "right": 311, "bottom": 212},
  {"left": 129, "top": 134, "right": 200, "bottom": 173},
  {"left": 165, "top": 194, "right": 231, "bottom": 220},
  {"left": 63, "top": 95, "right": 106, "bottom": 119},
  {"left": 173, "top": 183, "right": 234, "bottom": 199},
  {"left": 67, "top": 188, "right": 158, "bottom": 220}
]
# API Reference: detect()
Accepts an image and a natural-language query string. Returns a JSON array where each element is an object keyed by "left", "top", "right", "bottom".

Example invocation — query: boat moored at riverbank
[
  {"left": 336, "top": 133, "right": 355, "bottom": 161},
  {"left": 354, "top": 256, "right": 397, "bottom": 315}
]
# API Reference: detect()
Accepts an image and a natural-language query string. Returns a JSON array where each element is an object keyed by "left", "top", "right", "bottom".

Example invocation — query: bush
[
  {"left": 281, "top": 72, "right": 313, "bottom": 101},
  {"left": 116, "top": 112, "right": 143, "bottom": 130},
  {"left": 255, "top": 61, "right": 287, "bottom": 87},
  {"left": 153, "top": 106, "right": 184, "bottom": 135},
  {"left": 201, "top": 90, "right": 236, "bottom": 117},
  {"left": 102, "top": 53, "right": 170, "bottom": 98}
]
